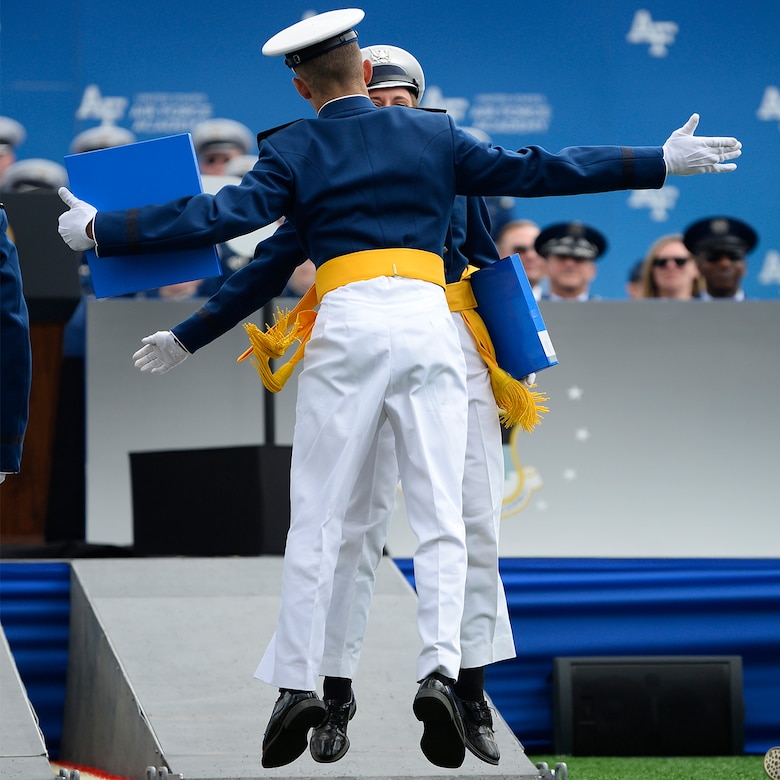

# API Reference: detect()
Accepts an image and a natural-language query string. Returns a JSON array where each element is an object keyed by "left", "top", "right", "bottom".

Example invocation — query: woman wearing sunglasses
[{"left": 638, "top": 233, "right": 703, "bottom": 299}]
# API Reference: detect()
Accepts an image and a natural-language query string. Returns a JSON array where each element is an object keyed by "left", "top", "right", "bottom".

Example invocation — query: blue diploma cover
[
  {"left": 470, "top": 253, "right": 558, "bottom": 378},
  {"left": 64, "top": 133, "right": 221, "bottom": 298}
]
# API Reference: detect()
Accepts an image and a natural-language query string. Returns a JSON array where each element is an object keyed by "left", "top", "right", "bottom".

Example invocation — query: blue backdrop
[{"left": 2, "top": 0, "right": 778, "bottom": 299}]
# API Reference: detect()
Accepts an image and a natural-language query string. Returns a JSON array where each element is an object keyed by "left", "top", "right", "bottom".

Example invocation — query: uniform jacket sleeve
[{"left": 172, "top": 220, "right": 305, "bottom": 353}]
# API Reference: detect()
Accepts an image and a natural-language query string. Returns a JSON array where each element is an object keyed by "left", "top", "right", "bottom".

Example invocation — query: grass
[{"left": 529, "top": 755, "right": 767, "bottom": 780}]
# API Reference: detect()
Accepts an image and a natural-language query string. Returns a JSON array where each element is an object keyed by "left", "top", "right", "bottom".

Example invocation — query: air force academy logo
[{"left": 626, "top": 9, "right": 679, "bottom": 57}]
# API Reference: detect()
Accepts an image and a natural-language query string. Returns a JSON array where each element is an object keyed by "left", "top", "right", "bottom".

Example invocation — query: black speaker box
[
  {"left": 130, "top": 445, "right": 291, "bottom": 556},
  {"left": 553, "top": 655, "right": 744, "bottom": 756}
]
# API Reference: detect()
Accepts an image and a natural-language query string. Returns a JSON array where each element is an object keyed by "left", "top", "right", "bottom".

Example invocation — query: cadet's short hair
[{"left": 294, "top": 41, "right": 362, "bottom": 95}]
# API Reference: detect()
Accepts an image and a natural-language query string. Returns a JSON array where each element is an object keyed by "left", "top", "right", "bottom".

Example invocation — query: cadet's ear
[
  {"left": 362, "top": 58, "right": 372, "bottom": 86},
  {"left": 292, "top": 76, "right": 312, "bottom": 101}
]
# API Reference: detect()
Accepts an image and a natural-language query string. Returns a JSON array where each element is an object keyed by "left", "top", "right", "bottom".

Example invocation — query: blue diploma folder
[
  {"left": 470, "top": 253, "right": 558, "bottom": 378},
  {"left": 64, "top": 133, "right": 221, "bottom": 298}
]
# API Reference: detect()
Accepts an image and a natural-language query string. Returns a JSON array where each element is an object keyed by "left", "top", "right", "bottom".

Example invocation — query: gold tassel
[
  {"left": 460, "top": 308, "right": 549, "bottom": 431},
  {"left": 237, "top": 286, "right": 318, "bottom": 393},
  {"left": 490, "top": 365, "right": 549, "bottom": 431}
]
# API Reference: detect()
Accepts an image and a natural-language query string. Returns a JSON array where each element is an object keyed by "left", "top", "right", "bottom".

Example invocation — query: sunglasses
[
  {"left": 702, "top": 250, "right": 745, "bottom": 263},
  {"left": 652, "top": 256, "right": 690, "bottom": 268}
]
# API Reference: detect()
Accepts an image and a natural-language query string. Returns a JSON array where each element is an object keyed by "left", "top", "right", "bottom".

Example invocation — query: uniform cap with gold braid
[
  {"left": 535, "top": 221, "right": 607, "bottom": 261},
  {"left": 262, "top": 8, "right": 365, "bottom": 69}
]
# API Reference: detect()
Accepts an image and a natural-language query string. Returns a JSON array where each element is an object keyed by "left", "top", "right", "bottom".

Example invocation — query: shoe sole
[
  {"left": 262, "top": 699, "right": 326, "bottom": 768},
  {"left": 413, "top": 688, "right": 466, "bottom": 768}
]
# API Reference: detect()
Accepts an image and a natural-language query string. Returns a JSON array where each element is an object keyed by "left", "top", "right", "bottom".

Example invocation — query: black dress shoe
[
  {"left": 412, "top": 675, "right": 466, "bottom": 768},
  {"left": 262, "top": 690, "right": 326, "bottom": 768},
  {"left": 309, "top": 693, "right": 357, "bottom": 763},
  {"left": 460, "top": 698, "right": 500, "bottom": 764}
]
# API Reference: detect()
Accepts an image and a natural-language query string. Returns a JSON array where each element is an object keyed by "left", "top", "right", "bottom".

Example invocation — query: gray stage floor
[{"left": 60, "top": 556, "right": 540, "bottom": 780}]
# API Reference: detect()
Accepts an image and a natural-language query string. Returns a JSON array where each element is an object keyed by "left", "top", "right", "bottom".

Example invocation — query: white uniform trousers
[
  {"left": 319, "top": 314, "right": 516, "bottom": 680},
  {"left": 254, "top": 276, "right": 469, "bottom": 690}
]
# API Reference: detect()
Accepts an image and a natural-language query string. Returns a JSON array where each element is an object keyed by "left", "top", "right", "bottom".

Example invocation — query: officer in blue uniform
[
  {"left": 57, "top": 7, "right": 742, "bottom": 770},
  {"left": 683, "top": 215, "right": 758, "bottom": 300},
  {"left": 0, "top": 204, "right": 32, "bottom": 483},
  {"left": 536, "top": 221, "right": 608, "bottom": 301}
]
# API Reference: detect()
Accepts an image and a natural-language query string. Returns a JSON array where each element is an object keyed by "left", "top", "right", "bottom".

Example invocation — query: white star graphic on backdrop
[
  {"left": 575, "top": 428, "right": 591, "bottom": 442},
  {"left": 568, "top": 386, "right": 583, "bottom": 400},
  {"left": 563, "top": 469, "right": 577, "bottom": 481}
]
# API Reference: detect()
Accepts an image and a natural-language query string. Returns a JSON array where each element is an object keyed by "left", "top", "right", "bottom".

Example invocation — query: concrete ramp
[
  {"left": 0, "top": 627, "right": 50, "bottom": 780},
  {"left": 61, "top": 557, "right": 540, "bottom": 780}
]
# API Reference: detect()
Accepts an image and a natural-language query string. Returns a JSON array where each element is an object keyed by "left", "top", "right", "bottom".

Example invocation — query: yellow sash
[{"left": 238, "top": 249, "right": 444, "bottom": 393}]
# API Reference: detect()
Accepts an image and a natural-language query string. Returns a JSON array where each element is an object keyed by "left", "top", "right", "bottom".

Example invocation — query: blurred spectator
[
  {"left": 638, "top": 233, "right": 702, "bottom": 299},
  {"left": 0, "top": 116, "right": 25, "bottom": 179},
  {"left": 225, "top": 154, "right": 259, "bottom": 178},
  {"left": 1, "top": 204, "right": 32, "bottom": 484},
  {"left": 683, "top": 216, "right": 758, "bottom": 300},
  {"left": 153, "top": 119, "right": 257, "bottom": 299},
  {"left": 192, "top": 118, "right": 254, "bottom": 175},
  {"left": 0, "top": 158, "right": 68, "bottom": 193},
  {"left": 494, "top": 219, "right": 546, "bottom": 300},
  {"left": 626, "top": 259, "right": 644, "bottom": 299},
  {"left": 536, "top": 221, "right": 607, "bottom": 301},
  {"left": 282, "top": 258, "right": 316, "bottom": 298},
  {"left": 70, "top": 125, "right": 136, "bottom": 154}
]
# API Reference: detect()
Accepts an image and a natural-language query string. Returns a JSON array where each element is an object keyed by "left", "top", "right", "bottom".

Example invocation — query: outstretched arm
[{"left": 133, "top": 221, "right": 307, "bottom": 374}]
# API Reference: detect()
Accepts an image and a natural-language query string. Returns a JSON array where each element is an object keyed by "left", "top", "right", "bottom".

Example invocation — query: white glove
[
  {"left": 133, "top": 331, "right": 190, "bottom": 375},
  {"left": 662, "top": 114, "right": 741, "bottom": 176},
  {"left": 58, "top": 187, "right": 97, "bottom": 250},
  {"left": 521, "top": 372, "right": 537, "bottom": 388}
]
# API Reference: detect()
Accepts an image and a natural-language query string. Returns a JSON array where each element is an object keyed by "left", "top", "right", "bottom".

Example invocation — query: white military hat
[
  {"left": 191, "top": 118, "right": 254, "bottom": 156},
  {"left": 0, "top": 116, "right": 26, "bottom": 154},
  {"left": 224, "top": 154, "right": 258, "bottom": 177},
  {"left": 0, "top": 158, "right": 68, "bottom": 192},
  {"left": 263, "top": 8, "right": 365, "bottom": 69},
  {"left": 70, "top": 125, "right": 136, "bottom": 154},
  {"left": 362, "top": 44, "right": 425, "bottom": 101}
]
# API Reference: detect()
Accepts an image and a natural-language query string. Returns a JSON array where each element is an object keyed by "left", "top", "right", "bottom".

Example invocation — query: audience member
[
  {"left": 683, "top": 216, "right": 758, "bottom": 300},
  {"left": 626, "top": 259, "right": 644, "bottom": 299},
  {"left": 536, "top": 221, "right": 607, "bottom": 300},
  {"left": 0, "top": 116, "right": 25, "bottom": 179},
  {"left": 494, "top": 219, "right": 546, "bottom": 300},
  {"left": 0, "top": 159, "right": 68, "bottom": 192},
  {"left": 70, "top": 125, "right": 136, "bottom": 154},
  {"left": 638, "top": 233, "right": 702, "bottom": 299},
  {"left": 225, "top": 154, "right": 260, "bottom": 178},
  {"left": 161, "top": 119, "right": 258, "bottom": 299},
  {"left": 192, "top": 118, "right": 254, "bottom": 175},
  {"left": 281, "top": 257, "right": 316, "bottom": 298}
]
